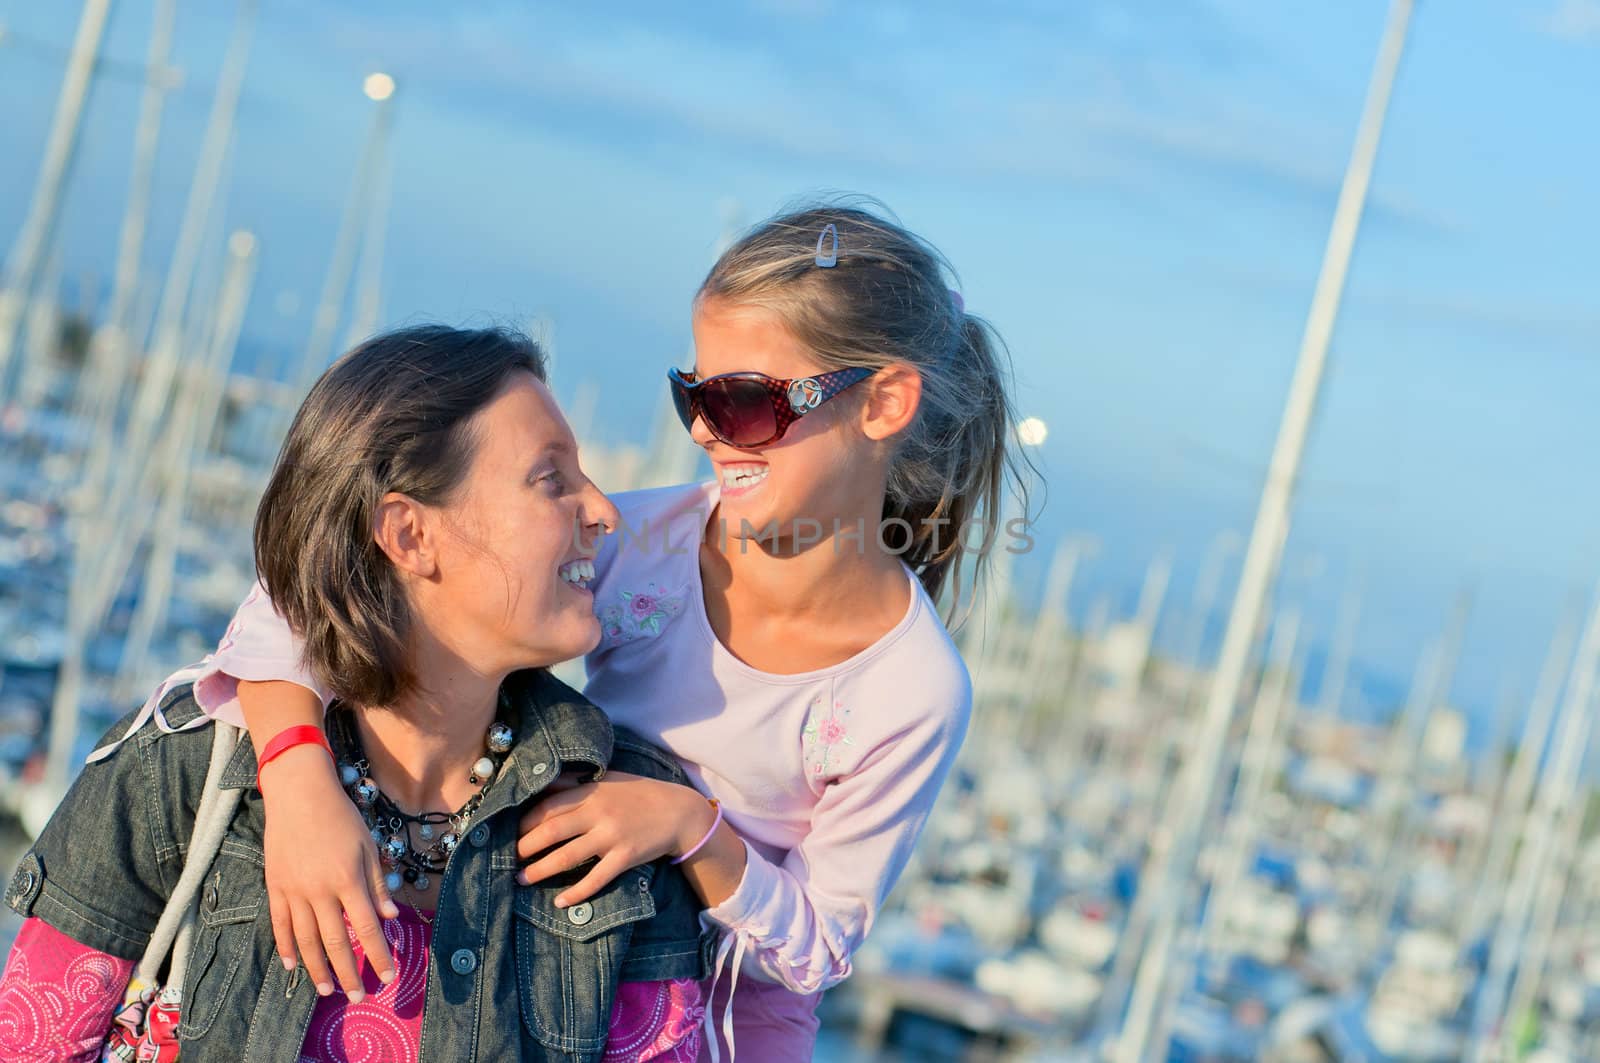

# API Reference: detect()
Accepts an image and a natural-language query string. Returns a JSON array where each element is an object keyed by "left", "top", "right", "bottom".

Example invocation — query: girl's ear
[
  {"left": 860, "top": 363, "right": 922, "bottom": 442},
  {"left": 374, "top": 492, "right": 438, "bottom": 578}
]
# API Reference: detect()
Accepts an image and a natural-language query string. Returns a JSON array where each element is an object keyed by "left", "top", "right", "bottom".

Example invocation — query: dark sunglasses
[{"left": 667, "top": 366, "right": 874, "bottom": 449}]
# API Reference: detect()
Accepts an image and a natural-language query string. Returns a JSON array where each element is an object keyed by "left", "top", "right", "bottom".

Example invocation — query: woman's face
[{"left": 412, "top": 371, "right": 618, "bottom": 674}]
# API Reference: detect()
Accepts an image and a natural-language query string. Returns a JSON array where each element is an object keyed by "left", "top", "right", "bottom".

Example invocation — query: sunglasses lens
[
  {"left": 702, "top": 378, "right": 778, "bottom": 447},
  {"left": 668, "top": 375, "right": 695, "bottom": 431}
]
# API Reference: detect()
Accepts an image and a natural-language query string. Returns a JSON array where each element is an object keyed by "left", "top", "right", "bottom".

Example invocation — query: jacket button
[
  {"left": 531, "top": 762, "right": 548, "bottom": 775},
  {"left": 468, "top": 824, "right": 490, "bottom": 848},
  {"left": 204, "top": 884, "right": 219, "bottom": 912},
  {"left": 450, "top": 948, "right": 478, "bottom": 975},
  {"left": 567, "top": 902, "right": 593, "bottom": 926}
]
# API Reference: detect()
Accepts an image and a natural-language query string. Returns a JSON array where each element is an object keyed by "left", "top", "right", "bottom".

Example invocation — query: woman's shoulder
[
  {"left": 8, "top": 687, "right": 238, "bottom": 957},
  {"left": 91, "top": 685, "right": 233, "bottom": 789},
  {"left": 508, "top": 671, "right": 688, "bottom": 785}
]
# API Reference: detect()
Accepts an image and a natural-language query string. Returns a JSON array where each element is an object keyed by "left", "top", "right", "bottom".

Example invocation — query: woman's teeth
[
  {"left": 559, "top": 559, "right": 595, "bottom": 589},
  {"left": 721, "top": 465, "right": 769, "bottom": 490}
]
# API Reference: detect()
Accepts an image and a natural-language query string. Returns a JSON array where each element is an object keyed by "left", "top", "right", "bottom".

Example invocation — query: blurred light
[
  {"left": 1017, "top": 416, "right": 1048, "bottom": 447},
  {"left": 228, "top": 230, "right": 256, "bottom": 257},
  {"left": 363, "top": 72, "right": 395, "bottom": 101}
]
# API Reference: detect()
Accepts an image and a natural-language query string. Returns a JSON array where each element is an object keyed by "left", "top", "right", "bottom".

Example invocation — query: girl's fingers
[
  {"left": 344, "top": 863, "right": 396, "bottom": 986},
  {"left": 311, "top": 898, "right": 367, "bottom": 1003},
  {"left": 552, "top": 853, "right": 629, "bottom": 909},
  {"left": 290, "top": 897, "right": 336, "bottom": 996},
  {"left": 519, "top": 834, "right": 604, "bottom": 886},
  {"left": 366, "top": 850, "right": 401, "bottom": 921},
  {"left": 516, "top": 809, "right": 591, "bottom": 861},
  {"left": 517, "top": 786, "right": 593, "bottom": 834},
  {"left": 268, "top": 888, "right": 298, "bottom": 970}
]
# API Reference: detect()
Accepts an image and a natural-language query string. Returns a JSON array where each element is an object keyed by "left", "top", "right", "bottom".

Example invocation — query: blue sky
[{"left": 1, "top": 0, "right": 1596, "bottom": 739}]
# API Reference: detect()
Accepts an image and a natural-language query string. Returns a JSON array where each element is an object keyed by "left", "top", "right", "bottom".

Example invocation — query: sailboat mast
[
  {"left": 0, "top": 0, "right": 116, "bottom": 403},
  {"left": 1113, "top": 3, "right": 1415, "bottom": 1059}
]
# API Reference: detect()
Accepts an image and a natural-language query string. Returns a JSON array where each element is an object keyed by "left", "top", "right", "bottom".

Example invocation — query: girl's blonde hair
[{"left": 698, "top": 200, "right": 1035, "bottom": 621}]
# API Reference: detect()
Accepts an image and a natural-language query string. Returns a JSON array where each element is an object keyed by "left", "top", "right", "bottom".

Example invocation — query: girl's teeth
[
  {"left": 722, "top": 466, "right": 768, "bottom": 488},
  {"left": 559, "top": 560, "right": 595, "bottom": 587}
]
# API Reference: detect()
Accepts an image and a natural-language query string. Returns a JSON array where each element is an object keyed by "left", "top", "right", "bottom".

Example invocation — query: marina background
[{"left": 0, "top": 2, "right": 1598, "bottom": 1060}]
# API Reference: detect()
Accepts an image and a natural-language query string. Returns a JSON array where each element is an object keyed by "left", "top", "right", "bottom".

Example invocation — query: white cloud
[{"left": 1539, "top": 0, "right": 1600, "bottom": 41}]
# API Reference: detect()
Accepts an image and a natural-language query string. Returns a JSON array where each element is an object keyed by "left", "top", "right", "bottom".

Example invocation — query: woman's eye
[{"left": 538, "top": 471, "right": 565, "bottom": 492}]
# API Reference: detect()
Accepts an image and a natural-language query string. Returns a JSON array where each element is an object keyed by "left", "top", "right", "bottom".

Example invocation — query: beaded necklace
[{"left": 328, "top": 696, "right": 516, "bottom": 897}]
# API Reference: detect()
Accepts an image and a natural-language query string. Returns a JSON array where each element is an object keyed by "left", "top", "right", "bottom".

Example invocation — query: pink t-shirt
[
  {"left": 130, "top": 481, "right": 974, "bottom": 1062},
  {"left": 0, "top": 912, "right": 702, "bottom": 1062}
]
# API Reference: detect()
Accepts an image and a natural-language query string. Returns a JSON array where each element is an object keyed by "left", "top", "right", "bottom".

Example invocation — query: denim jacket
[{"left": 4, "top": 669, "right": 714, "bottom": 1062}]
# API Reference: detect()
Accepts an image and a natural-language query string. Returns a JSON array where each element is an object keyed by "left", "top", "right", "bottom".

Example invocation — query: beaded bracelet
[
  {"left": 255, "top": 725, "right": 334, "bottom": 791},
  {"left": 672, "top": 798, "right": 722, "bottom": 865}
]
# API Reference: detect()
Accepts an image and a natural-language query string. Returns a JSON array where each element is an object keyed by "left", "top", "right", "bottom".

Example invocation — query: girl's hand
[
  {"left": 259, "top": 745, "right": 399, "bottom": 1001},
  {"left": 516, "top": 772, "right": 715, "bottom": 907}
]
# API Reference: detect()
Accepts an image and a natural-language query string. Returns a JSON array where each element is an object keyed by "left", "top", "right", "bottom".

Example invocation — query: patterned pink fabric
[
  {"left": 0, "top": 912, "right": 701, "bottom": 1063},
  {"left": 0, "top": 918, "right": 133, "bottom": 1063},
  {"left": 300, "top": 907, "right": 702, "bottom": 1063},
  {"left": 605, "top": 979, "right": 704, "bottom": 1062},
  {"left": 298, "top": 907, "right": 429, "bottom": 1063}
]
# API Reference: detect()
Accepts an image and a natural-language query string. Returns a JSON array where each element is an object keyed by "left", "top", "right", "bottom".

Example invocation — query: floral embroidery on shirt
[
  {"left": 599, "top": 583, "right": 686, "bottom": 648},
  {"left": 802, "top": 697, "right": 854, "bottom": 777}
]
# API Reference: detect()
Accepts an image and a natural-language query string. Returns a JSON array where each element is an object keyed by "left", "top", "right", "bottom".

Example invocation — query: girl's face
[
  {"left": 411, "top": 372, "right": 618, "bottom": 674},
  {"left": 689, "top": 299, "right": 881, "bottom": 547}
]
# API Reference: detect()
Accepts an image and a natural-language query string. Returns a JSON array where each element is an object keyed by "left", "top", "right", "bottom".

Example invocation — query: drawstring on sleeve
[
  {"left": 85, "top": 660, "right": 213, "bottom": 764},
  {"left": 703, "top": 927, "right": 751, "bottom": 1063}
]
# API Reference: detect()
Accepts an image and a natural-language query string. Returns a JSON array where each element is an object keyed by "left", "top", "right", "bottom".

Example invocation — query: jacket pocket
[
  {"left": 515, "top": 866, "right": 656, "bottom": 1055},
  {"left": 177, "top": 870, "right": 262, "bottom": 1040}
]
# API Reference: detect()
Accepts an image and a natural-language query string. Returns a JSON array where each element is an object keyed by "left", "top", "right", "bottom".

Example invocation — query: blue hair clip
[{"left": 814, "top": 223, "right": 838, "bottom": 268}]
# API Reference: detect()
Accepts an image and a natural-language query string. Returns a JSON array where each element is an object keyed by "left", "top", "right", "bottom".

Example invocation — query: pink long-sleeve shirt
[
  {"left": 0, "top": 912, "right": 701, "bottom": 1062},
  {"left": 136, "top": 482, "right": 973, "bottom": 1062}
]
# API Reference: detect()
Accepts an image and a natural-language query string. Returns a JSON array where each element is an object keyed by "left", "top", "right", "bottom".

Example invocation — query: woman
[{"left": 0, "top": 325, "right": 710, "bottom": 1062}]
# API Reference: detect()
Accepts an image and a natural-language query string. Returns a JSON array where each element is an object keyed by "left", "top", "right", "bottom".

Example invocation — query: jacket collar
[{"left": 218, "top": 669, "right": 614, "bottom": 811}]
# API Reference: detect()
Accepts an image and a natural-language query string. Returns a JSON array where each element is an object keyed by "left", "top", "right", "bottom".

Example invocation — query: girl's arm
[
  {"left": 694, "top": 702, "right": 965, "bottom": 992},
  {"left": 189, "top": 582, "right": 399, "bottom": 1000},
  {"left": 516, "top": 772, "right": 745, "bottom": 908},
  {"left": 518, "top": 694, "right": 969, "bottom": 994},
  {"left": 0, "top": 918, "right": 134, "bottom": 1062},
  {"left": 242, "top": 680, "right": 399, "bottom": 1001}
]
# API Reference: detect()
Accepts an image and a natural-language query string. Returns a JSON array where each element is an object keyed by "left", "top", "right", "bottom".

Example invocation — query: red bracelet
[
  {"left": 255, "top": 725, "right": 334, "bottom": 791},
  {"left": 672, "top": 798, "right": 722, "bottom": 865}
]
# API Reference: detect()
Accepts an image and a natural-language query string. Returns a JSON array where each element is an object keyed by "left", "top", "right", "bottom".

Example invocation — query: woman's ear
[
  {"left": 860, "top": 363, "right": 922, "bottom": 442},
  {"left": 374, "top": 492, "right": 438, "bottom": 578}
]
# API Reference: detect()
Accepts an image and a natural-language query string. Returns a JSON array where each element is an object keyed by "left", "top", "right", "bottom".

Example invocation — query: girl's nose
[{"left": 688, "top": 412, "right": 717, "bottom": 449}]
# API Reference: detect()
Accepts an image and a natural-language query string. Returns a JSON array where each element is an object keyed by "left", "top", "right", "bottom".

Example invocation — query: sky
[{"left": 0, "top": 0, "right": 1596, "bottom": 743}]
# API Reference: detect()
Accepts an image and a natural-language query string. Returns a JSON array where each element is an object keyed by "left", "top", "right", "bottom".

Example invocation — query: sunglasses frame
[{"left": 667, "top": 366, "right": 875, "bottom": 449}]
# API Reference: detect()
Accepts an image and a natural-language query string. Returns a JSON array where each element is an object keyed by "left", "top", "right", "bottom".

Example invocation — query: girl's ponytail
[{"left": 882, "top": 312, "right": 1031, "bottom": 619}]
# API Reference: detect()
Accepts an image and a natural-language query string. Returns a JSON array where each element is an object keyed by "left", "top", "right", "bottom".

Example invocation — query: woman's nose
[{"left": 579, "top": 481, "right": 620, "bottom": 540}]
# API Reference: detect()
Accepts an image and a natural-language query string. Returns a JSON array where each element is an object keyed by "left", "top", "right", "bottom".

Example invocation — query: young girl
[{"left": 151, "top": 203, "right": 1032, "bottom": 1059}]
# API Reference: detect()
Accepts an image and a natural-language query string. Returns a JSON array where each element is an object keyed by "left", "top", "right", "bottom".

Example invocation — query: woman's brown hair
[{"left": 253, "top": 324, "right": 546, "bottom": 706}]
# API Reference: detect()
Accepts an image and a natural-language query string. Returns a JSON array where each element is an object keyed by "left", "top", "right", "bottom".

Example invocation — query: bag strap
[{"left": 135, "top": 722, "right": 246, "bottom": 988}]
